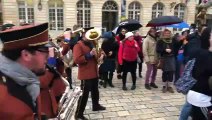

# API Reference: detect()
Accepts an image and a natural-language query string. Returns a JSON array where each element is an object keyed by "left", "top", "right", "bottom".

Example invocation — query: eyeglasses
[
  {"left": 121, "top": 31, "right": 126, "bottom": 33},
  {"left": 36, "top": 49, "right": 49, "bottom": 53}
]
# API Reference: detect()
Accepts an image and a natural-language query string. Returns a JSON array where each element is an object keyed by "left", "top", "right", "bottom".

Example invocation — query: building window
[
  {"left": 174, "top": 4, "right": 186, "bottom": 20},
  {"left": 49, "top": 0, "right": 64, "bottom": 30},
  {"left": 77, "top": 0, "right": 91, "bottom": 28},
  {"left": 152, "top": 2, "right": 164, "bottom": 19},
  {"left": 128, "top": 1, "right": 141, "bottom": 21},
  {"left": 102, "top": 1, "right": 118, "bottom": 11},
  {"left": 18, "top": 0, "right": 34, "bottom": 24}
]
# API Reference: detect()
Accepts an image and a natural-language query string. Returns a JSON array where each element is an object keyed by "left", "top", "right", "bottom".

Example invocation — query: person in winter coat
[
  {"left": 184, "top": 25, "right": 201, "bottom": 64},
  {"left": 186, "top": 27, "right": 212, "bottom": 120},
  {"left": 173, "top": 29, "right": 189, "bottom": 82},
  {"left": 143, "top": 28, "right": 159, "bottom": 90},
  {"left": 115, "top": 28, "right": 127, "bottom": 79},
  {"left": 134, "top": 31, "right": 144, "bottom": 78},
  {"left": 0, "top": 23, "right": 50, "bottom": 120},
  {"left": 99, "top": 32, "right": 119, "bottom": 88},
  {"left": 118, "top": 32, "right": 140, "bottom": 90},
  {"left": 156, "top": 29, "right": 175, "bottom": 93}
]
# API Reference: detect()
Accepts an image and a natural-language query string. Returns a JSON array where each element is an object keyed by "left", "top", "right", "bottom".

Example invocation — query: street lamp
[{"left": 38, "top": 0, "right": 42, "bottom": 11}]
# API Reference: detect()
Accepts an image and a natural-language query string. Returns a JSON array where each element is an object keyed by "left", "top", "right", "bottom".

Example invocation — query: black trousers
[
  {"left": 122, "top": 60, "right": 137, "bottom": 86},
  {"left": 102, "top": 71, "right": 113, "bottom": 84},
  {"left": 192, "top": 105, "right": 212, "bottom": 120},
  {"left": 65, "top": 67, "right": 72, "bottom": 85},
  {"left": 138, "top": 56, "right": 143, "bottom": 75},
  {"left": 117, "top": 64, "right": 122, "bottom": 74},
  {"left": 138, "top": 62, "right": 143, "bottom": 74},
  {"left": 162, "top": 71, "right": 174, "bottom": 82},
  {"left": 75, "top": 78, "right": 99, "bottom": 116}
]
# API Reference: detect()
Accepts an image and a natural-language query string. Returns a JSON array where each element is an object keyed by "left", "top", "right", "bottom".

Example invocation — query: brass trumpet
[{"left": 55, "top": 28, "right": 84, "bottom": 40}]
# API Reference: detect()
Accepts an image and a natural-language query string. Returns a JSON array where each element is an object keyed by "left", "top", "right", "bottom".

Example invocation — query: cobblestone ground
[{"left": 71, "top": 64, "right": 185, "bottom": 120}]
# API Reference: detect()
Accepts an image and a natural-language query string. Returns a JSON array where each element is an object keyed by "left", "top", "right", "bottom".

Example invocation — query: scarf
[
  {"left": 148, "top": 33, "right": 157, "bottom": 40},
  {"left": 0, "top": 53, "right": 40, "bottom": 106},
  {"left": 162, "top": 38, "right": 172, "bottom": 43}
]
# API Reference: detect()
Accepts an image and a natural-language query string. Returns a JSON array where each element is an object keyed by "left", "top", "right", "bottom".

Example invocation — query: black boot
[
  {"left": 117, "top": 73, "right": 122, "bottom": 79},
  {"left": 103, "top": 79, "right": 107, "bottom": 88},
  {"left": 145, "top": 84, "right": 151, "bottom": 90},
  {"left": 139, "top": 73, "right": 142, "bottom": 78},
  {"left": 131, "top": 85, "right": 136, "bottom": 90},
  {"left": 108, "top": 79, "right": 114, "bottom": 87},
  {"left": 122, "top": 85, "right": 128, "bottom": 91},
  {"left": 108, "top": 73, "right": 114, "bottom": 87},
  {"left": 102, "top": 73, "right": 108, "bottom": 88},
  {"left": 93, "top": 104, "right": 106, "bottom": 111},
  {"left": 150, "top": 83, "right": 158, "bottom": 88},
  {"left": 75, "top": 115, "right": 88, "bottom": 120}
]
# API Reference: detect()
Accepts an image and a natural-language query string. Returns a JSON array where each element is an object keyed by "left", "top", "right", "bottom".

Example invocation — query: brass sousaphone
[
  {"left": 85, "top": 28, "right": 103, "bottom": 64},
  {"left": 85, "top": 28, "right": 101, "bottom": 41}
]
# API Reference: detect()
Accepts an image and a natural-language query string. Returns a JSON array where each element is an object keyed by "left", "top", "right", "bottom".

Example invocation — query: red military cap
[{"left": 0, "top": 23, "right": 51, "bottom": 50}]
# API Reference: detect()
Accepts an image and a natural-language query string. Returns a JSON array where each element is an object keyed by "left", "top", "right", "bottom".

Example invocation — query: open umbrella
[
  {"left": 1, "top": 23, "right": 15, "bottom": 31},
  {"left": 115, "top": 19, "right": 142, "bottom": 34},
  {"left": 146, "top": 16, "right": 183, "bottom": 27},
  {"left": 166, "top": 21, "right": 189, "bottom": 29}
]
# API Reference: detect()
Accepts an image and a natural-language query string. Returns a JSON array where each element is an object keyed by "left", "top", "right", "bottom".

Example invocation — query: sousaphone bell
[{"left": 85, "top": 28, "right": 101, "bottom": 41}]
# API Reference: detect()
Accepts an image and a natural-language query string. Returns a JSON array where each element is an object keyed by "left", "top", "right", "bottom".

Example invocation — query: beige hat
[{"left": 125, "top": 32, "right": 134, "bottom": 39}]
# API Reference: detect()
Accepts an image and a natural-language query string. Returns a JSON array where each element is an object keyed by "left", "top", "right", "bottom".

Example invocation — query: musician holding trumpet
[{"left": 73, "top": 28, "right": 106, "bottom": 120}]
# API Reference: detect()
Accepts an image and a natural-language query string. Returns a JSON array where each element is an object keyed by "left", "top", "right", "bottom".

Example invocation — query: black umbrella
[
  {"left": 1, "top": 23, "right": 15, "bottom": 31},
  {"left": 115, "top": 19, "right": 142, "bottom": 34},
  {"left": 146, "top": 16, "right": 183, "bottom": 27}
]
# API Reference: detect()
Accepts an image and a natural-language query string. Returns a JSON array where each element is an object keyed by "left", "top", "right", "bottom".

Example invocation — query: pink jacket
[{"left": 118, "top": 40, "right": 140, "bottom": 65}]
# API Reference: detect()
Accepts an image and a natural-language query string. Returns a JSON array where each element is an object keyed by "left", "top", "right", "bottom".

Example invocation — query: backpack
[{"left": 174, "top": 58, "right": 197, "bottom": 95}]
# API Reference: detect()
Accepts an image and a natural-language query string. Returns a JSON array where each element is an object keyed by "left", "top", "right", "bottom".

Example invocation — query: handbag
[
  {"left": 137, "top": 55, "right": 141, "bottom": 63},
  {"left": 157, "top": 58, "right": 164, "bottom": 69},
  {"left": 174, "top": 58, "right": 197, "bottom": 95}
]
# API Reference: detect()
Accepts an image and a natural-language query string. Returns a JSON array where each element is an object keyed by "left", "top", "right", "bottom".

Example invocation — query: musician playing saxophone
[{"left": 73, "top": 28, "right": 106, "bottom": 120}]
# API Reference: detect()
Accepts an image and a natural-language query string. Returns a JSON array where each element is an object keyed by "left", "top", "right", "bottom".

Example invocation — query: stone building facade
[{"left": 1, "top": 0, "right": 198, "bottom": 37}]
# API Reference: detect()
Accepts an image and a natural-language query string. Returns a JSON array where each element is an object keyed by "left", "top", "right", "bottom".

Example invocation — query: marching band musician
[
  {"left": 57, "top": 27, "right": 81, "bottom": 88},
  {"left": 73, "top": 28, "right": 106, "bottom": 120},
  {"left": 39, "top": 42, "right": 66, "bottom": 119},
  {"left": 0, "top": 23, "right": 51, "bottom": 120}
]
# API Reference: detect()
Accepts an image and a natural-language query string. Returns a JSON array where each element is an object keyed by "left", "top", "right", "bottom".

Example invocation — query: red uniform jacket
[
  {"left": 73, "top": 41, "right": 98, "bottom": 80},
  {"left": 39, "top": 63, "right": 66, "bottom": 118},
  {"left": 0, "top": 75, "right": 41, "bottom": 120}
]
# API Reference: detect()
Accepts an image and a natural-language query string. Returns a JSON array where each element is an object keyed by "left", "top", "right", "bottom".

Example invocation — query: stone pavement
[{"left": 71, "top": 65, "right": 185, "bottom": 120}]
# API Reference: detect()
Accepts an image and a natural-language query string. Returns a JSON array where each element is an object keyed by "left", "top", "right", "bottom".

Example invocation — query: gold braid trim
[
  {"left": 29, "top": 41, "right": 49, "bottom": 46},
  {"left": 4, "top": 29, "right": 48, "bottom": 44}
]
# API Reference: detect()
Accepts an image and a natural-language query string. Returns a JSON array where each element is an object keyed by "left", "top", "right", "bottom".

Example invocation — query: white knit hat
[
  {"left": 182, "top": 28, "right": 189, "bottom": 32},
  {"left": 125, "top": 32, "right": 134, "bottom": 39}
]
